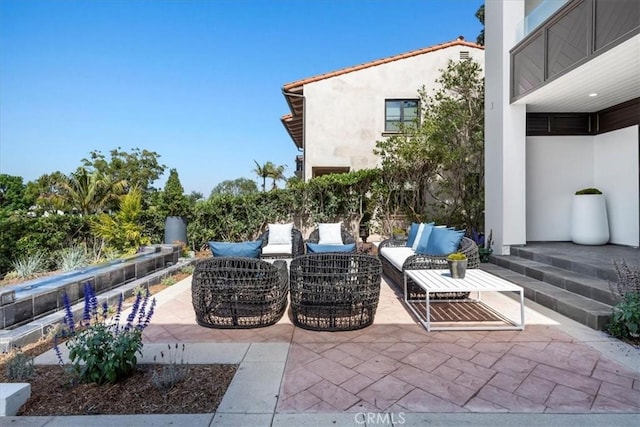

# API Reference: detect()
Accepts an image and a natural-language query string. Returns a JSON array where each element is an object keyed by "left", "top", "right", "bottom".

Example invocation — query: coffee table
[{"left": 403, "top": 269, "right": 525, "bottom": 331}]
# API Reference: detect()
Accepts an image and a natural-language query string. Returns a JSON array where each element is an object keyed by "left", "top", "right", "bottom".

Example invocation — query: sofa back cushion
[
  {"left": 208, "top": 240, "right": 263, "bottom": 258},
  {"left": 418, "top": 227, "right": 465, "bottom": 256},
  {"left": 306, "top": 242, "right": 356, "bottom": 253},
  {"left": 318, "top": 223, "right": 343, "bottom": 245},
  {"left": 411, "top": 223, "right": 435, "bottom": 251},
  {"left": 268, "top": 223, "right": 294, "bottom": 245}
]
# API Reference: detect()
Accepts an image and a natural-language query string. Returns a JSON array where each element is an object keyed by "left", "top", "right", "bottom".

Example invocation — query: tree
[
  {"left": 91, "top": 187, "right": 150, "bottom": 255},
  {"left": 476, "top": 4, "right": 485, "bottom": 46},
  {"left": 269, "top": 164, "right": 286, "bottom": 190},
  {"left": 55, "top": 167, "right": 127, "bottom": 215},
  {"left": 210, "top": 178, "right": 258, "bottom": 197},
  {"left": 375, "top": 58, "right": 485, "bottom": 233},
  {"left": 0, "top": 174, "right": 28, "bottom": 212},
  {"left": 81, "top": 147, "right": 166, "bottom": 193},
  {"left": 25, "top": 172, "right": 70, "bottom": 213},
  {"left": 161, "top": 168, "right": 190, "bottom": 218},
  {"left": 253, "top": 160, "right": 273, "bottom": 192}
]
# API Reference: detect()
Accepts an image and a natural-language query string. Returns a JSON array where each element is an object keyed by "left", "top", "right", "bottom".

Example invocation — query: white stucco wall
[
  {"left": 485, "top": 0, "right": 527, "bottom": 255},
  {"left": 526, "top": 126, "right": 639, "bottom": 246},
  {"left": 594, "top": 126, "right": 639, "bottom": 246},
  {"left": 302, "top": 45, "right": 484, "bottom": 180},
  {"left": 526, "top": 136, "right": 594, "bottom": 241}
]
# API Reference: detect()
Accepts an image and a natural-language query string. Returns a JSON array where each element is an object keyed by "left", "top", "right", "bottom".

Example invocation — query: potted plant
[
  {"left": 478, "top": 229, "right": 493, "bottom": 263},
  {"left": 392, "top": 227, "right": 407, "bottom": 241},
  {"left": 162, "top": 169, "right": 191, "bottom": 245},
  {"left": 570, "top": 188, "right": 609, "bottom": 245},
  {"left": 446, "top": 252, "right": 468, "bottom": 279}
]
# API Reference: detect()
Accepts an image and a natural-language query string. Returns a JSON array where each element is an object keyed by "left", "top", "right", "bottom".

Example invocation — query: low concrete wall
[{"left": 0, "top": 244, "right": 191, "bottom": 352}]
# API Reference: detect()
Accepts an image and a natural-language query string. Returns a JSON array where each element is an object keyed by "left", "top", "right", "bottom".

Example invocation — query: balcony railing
[
  {"left": 511, "top": 0, "right": 639, "bottom": 102},
  {"left": 515, "top": 0, "right": 569, "bottom": 43}
]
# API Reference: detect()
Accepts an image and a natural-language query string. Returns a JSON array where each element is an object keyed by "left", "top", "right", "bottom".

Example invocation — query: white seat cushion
[
  {"left": 261, "top": 244, "right": 292, "bottom": 256},
  {"left": 379, "top": 246, "right": 415, "bottom": 271}
]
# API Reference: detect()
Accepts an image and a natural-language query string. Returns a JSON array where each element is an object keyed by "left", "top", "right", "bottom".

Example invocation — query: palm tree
[
  {"left": 57, "top": 167, "right": 127, "bottom": 215},
  {"left": 269, "top": 164, "right": 286, "bottom": 190},
  {"left": 253, "top": 160, "right": 275, "bottom": 192}
]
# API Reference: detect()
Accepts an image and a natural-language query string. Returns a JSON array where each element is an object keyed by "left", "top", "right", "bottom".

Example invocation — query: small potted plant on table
[
  {"left": 392, "top": 227, "right": 407, "bottom": 241},
  {"left": 447, "top": 252, "right": 468, "bottom": 279}
]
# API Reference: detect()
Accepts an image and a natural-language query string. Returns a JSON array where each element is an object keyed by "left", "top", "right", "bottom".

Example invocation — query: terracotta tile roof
[{"left": 282, "top": 38, "right": 483, "bottom": 91}]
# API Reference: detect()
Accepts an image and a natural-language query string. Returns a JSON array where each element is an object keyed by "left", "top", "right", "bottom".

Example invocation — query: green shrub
[
  {"left": 5, "top": 348, "right": 35, "bottom": 380},
  {"left": 180, "top": 265, "right": 195, "bottom": 275},
  {"left": 575, "top": 188, "right": 602, "bottom": 195},
  {"left": 11, "top": 252, "right": 46, "bottom": 278},
  {"left": 151, "top": 343, "right": 190, "bottom": 395},
  {"left": 608, "top": 293, "right": 640, "bottom": 338},
  {"left": 57, "top": 245, "right": 89, "bottom": 272},
  {"left": 55, "top": 282, "right": 156, "bottom": 385},
  {"left": 446, "top": 252, "right": 467, "bottom": 261},
  {"left": 161, "top": 276, "right": 177, "bottom": 286}
]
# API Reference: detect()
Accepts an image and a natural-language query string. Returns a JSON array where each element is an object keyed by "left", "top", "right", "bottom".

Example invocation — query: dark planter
[
  {"left": 478, "top": 248, "right": 493, "bottom": 263},
  {"left": 164, "top": 216, "right": 187, "bottom": 245},
  {"left": 447, "top": 259, "right": 467, "bottom": 279}
]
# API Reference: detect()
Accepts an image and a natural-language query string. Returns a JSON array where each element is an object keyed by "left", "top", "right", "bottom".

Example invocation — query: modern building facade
[
  {"left": 281, "top": 38, "right": 484, "bottom": 181},
  {"left": 485, "top": 0, "right": 640, "bottom": 253}
]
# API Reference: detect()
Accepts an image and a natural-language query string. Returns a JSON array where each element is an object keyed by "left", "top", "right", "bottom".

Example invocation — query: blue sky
[{"left": 0, "top": 0, "right": 483, "bottom": 196}]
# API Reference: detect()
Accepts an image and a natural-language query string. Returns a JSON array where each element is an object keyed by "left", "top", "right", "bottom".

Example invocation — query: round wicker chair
[
  {"left": 191, "top": 257, "right": 288, "bottom": 328},
  {"left": 258, "top": 227, "right": 305, "bottom": 258},
  {"left": 289, "top": 253, "right": 382, "bottom": 331}
]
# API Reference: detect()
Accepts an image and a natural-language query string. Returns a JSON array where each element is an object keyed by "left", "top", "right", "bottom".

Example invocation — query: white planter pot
[{"left": 570, "top": 194, "right": 609, "bottom": 245}]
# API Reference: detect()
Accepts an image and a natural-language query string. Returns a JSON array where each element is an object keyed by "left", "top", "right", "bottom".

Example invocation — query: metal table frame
[{"left": 404, "top": 269, "right": 525, "bottom": 331}]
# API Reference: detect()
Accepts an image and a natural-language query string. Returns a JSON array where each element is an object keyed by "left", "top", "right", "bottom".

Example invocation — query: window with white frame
[{"left": 385, "top": 99, "right": 419, "bottom": 132}]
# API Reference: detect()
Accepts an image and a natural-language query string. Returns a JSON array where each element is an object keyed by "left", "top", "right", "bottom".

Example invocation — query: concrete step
[
  {"left": 490, "top": 254, "right": 620, "bottom": 307},
  {"left": 510, "top": 245, "right": 620, "bottom": 282},
  {"left": 480, "top": 263, "right": 613, "bottom": 331}
]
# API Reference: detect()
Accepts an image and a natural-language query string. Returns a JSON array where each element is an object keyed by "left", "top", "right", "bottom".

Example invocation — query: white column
[{"left": 485, "top": 0, "right": 528, "bottom": 255}]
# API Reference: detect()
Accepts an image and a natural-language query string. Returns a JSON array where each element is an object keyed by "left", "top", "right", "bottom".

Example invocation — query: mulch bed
[{"left": 11, "top": 364, "right": 237, "bottom": 416}]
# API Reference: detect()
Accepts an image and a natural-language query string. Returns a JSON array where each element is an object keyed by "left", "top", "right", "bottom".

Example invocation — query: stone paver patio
[{"left": 142, "top": 273, "right": 640, "bottom": 415}]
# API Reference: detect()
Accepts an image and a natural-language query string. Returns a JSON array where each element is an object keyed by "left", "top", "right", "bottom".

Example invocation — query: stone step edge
[
  {"left": 490, "top": 254, "right": 620, "bottom": 307},
  {"left": 480, "top": 264, "right": 613, "bottom": 331},
  {"left": 509, "top": 246, "right": 617, "bottom": 282}
]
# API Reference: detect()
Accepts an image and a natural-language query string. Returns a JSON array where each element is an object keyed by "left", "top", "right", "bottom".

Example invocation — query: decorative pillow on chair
[
  {"left": 268, "top": 223, "right": 293, "bottom": 245},
  {"left": 208, "top": 241, "right": 263, "bottom": 258},
  {"left": 408, "top": 222, "right": 434, "bottom": 249},
  {"left": 419, "top": 227, "right": 465, "bottom": 256},
  {"left": 318, "top": 223, "right": 343, "bottom": 245},
  {"left": 414, "top": 224, "right": 437, "bottom": 253},
  {"left": 306, "top": 242, "right": 356, "bottom": 253},
  {"left": 406, "top": 223, "right": 420, "bottom": 247}
]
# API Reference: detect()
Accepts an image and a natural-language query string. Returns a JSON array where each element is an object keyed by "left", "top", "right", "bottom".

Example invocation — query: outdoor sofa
[{"left": 378, "top": 224, "right": 480, "bottom": 299}]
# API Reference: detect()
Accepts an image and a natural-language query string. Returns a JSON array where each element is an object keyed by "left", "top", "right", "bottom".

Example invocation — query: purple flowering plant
[{"left": 54, "top": 282, "right": 156, "bottom": 384}]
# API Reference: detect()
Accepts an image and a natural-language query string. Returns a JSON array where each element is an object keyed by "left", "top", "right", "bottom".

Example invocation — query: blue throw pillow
[
  {"left": 208, "top": 240, "right": 262, "bottom": 258},
  {"left": 414, "top": 223, "right": 437, "bottom": 254},
  {"left": 407, "top": 222, "right": 434, "bottom": 248},
  {"left": 306, "top": 242, "right": 356, "bottom": 253},
  {"left": 421, "top": 227, "right": 465, "bottom": 256},
  {"left": 406, "top": 223, "right": 420, "bottom": 247}
]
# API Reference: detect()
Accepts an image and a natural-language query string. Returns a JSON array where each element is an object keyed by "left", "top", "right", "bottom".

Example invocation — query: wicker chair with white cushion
[{"left": 259, "top": 223, "right": 304, "bottom": 258}]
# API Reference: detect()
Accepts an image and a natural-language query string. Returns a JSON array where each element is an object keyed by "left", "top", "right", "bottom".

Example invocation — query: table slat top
[{"left": 405, "top": 269, "right": 523, "bottom": 292}]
